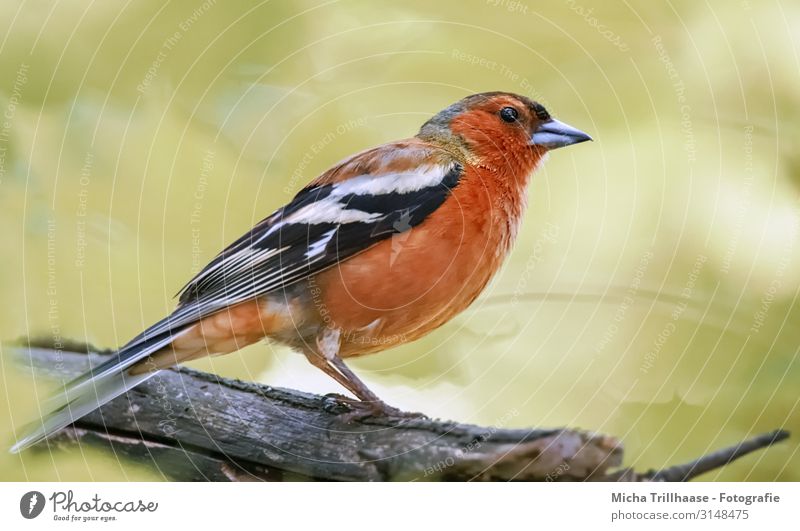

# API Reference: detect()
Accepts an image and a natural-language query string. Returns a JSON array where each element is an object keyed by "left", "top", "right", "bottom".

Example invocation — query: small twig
[{"left": 647, "top": 429, "right": 791, "bottom": 482}]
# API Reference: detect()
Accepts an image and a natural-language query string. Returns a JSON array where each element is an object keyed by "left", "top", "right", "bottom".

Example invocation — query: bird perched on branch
[{"left": 12, "top": 91, "right": 590, "bottom": 452}]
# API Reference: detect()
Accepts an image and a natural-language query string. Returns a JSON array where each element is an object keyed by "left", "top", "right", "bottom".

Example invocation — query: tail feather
[
  {"left": 59, "top": 316, "right": 182, "bottom": 401},
  {"left": 9, "top": 370, "right": 158, "bottom": 453},
  {"left": 9, "top": 330, "right": 181, "bottom": 454}
]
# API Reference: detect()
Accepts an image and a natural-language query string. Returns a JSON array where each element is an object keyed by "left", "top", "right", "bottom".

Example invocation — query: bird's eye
[{"left": 499, "top": 107, "right": 519, "bottom": 123}]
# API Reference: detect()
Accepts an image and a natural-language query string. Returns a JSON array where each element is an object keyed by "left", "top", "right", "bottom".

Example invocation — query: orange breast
[{"left": 312, "top": 166, "right": 527, "bottom": 357}]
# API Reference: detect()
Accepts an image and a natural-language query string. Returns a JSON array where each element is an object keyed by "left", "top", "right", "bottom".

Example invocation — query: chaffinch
[{"left": 12, "top": 91, "right": 590, "bottom": 452}]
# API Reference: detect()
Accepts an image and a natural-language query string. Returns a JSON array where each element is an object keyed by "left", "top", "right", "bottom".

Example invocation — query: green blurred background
[{"left": 1, "top": 0, "right": 798, "bottom": 481}]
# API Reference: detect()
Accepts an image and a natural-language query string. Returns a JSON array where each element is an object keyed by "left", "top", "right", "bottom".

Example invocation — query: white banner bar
[{"left": 1, "top": 482, "right": 795, "bottom": 529}]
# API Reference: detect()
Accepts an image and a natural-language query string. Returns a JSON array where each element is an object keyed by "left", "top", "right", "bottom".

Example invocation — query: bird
[{"left": 11, "top": 91, "right": 591, "bottom": 453}]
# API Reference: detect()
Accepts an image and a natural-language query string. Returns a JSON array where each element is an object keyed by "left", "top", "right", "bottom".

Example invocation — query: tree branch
[
  {"left": 8, "top": 342, "right": 790, "bottom": 481},
  {"left": 645, "top": 429, "right": 790, "bottom": 482}
]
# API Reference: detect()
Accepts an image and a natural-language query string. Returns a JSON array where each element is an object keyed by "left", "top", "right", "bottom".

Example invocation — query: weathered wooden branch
[{"left": 8, "top": 342, "right": 789, "bottom": 481}]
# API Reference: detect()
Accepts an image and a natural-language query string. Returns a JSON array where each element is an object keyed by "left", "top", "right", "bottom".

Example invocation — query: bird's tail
[{"left": 9, "top": 323, "right": 182, "bottom": 454}]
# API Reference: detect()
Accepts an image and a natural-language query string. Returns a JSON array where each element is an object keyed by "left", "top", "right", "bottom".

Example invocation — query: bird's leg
[
  {"left": 307, "top": 328, "right": 386, "bottom": 407},
  {"left": 303, "top": 328, "right": 422, "bottom": 420}
]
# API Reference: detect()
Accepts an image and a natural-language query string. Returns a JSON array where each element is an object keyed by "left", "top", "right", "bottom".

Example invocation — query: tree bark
[{"left": 10, "top": 343, "right": 789, "bottom": 481}]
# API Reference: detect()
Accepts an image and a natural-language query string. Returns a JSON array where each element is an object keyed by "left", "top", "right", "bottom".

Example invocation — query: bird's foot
[
  {"left": 323, "top": 392, "right": 354, "bottom": 403},
  {"left": 322, "top": 393, "right": 425, "bottom": 422},
  {"left": 339, "top": 398, "right": 427, "bottom": 423}
]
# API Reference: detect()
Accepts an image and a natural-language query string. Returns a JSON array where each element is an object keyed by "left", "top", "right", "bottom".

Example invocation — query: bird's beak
[{"left": 530, "top": 119, "right": 592, "bottom": 150}]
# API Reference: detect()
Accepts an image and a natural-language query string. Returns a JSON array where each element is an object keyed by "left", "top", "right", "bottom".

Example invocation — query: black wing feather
[{"left": 126, "top": 160, "right": 463, "bottom": 347}]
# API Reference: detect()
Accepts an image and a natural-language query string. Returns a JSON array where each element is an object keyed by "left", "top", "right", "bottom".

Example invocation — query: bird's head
[{"left": 418, "top": 91, "right": 591, "bottom": 174}]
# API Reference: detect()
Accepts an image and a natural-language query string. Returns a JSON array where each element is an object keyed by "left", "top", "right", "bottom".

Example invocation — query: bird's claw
[
  {"left": 337, "top": 400, "right": 427, "bottom": 423},
  {"left": 323, "top": 392, "right": 354, "bottom": 402},
  {"left": 321, "top": 392, "right": 426, "bottom": 422}
]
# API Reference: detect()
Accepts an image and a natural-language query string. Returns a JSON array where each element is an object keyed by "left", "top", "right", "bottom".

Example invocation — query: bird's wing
[
  {"left": 9, "top": 141, "right": 464, "bottom": 453},
  {"left": 125, "top": 140, "right": 464, "bottom": 347}
]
